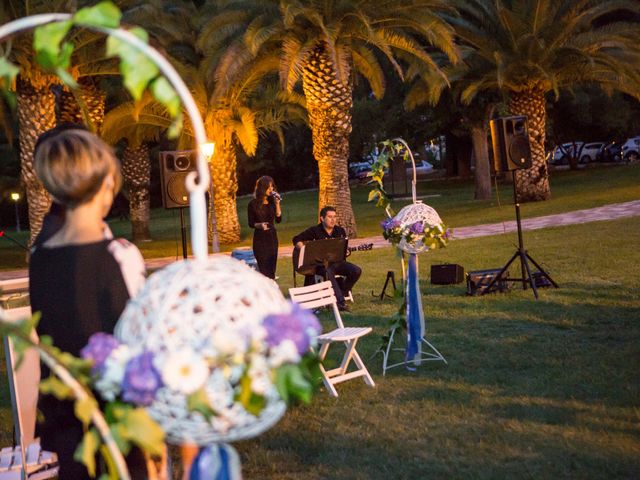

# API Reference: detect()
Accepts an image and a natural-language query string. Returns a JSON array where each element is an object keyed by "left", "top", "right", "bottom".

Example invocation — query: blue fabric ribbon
[
  {"left": 405, "top": 253, "right": 425, "bottom": 361},
  {"left": 189, "top": 444, "right": 241, "bottom": 480}
]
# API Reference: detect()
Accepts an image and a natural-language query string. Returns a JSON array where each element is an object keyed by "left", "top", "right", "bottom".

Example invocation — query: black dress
[
  {"left": 29, "top": 239, "right": 146, "bottom": 479},
  {"left": 248, "top": 197, "right": 281, "bottom": 279}
]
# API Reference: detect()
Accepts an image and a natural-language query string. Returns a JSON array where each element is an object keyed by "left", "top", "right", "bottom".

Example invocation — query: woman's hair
[
  {"left": 34, "top": 129, "right": 122, "bottom": 208},
  {"left": 253, "top": 175, "right": 275, "bottom": 200}
]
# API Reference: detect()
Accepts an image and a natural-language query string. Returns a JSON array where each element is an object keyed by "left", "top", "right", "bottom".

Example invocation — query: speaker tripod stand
[{"left": 483, "top": 171, "right": 558, "bottom": 299}]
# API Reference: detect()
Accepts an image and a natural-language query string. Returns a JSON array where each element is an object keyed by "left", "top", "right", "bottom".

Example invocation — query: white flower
[
  {"left": 268, "top": 339, "right": 300, "bottom": 368},
  {"left": 161, "top": 350, "right": 209, "bottom": 395},
  {"left": 248, "top": 355, "right": 272, "bottom": 395},
  {"left": 95, "top": 344, "right": 132, "bottom": 401},
  {"left": 211, "top": 329, "right": 248, "bottom": 357}
]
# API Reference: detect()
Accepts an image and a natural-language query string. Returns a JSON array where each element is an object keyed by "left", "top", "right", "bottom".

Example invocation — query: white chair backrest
[
  {"left": 288, "top": 281, "right": 345, "bottom": 329},
  {"left": 2, "top": 307, "right": 38, "bottom": 448}
]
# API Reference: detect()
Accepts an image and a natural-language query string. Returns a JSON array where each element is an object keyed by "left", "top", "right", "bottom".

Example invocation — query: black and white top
[{"left": 29, "top": 238, "right": 145, "bottom": 356}]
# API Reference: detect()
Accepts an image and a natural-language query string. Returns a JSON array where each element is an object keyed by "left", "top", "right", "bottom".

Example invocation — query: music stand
[{"left": 296, "top": 238, "right": 347, "bottom": 275}]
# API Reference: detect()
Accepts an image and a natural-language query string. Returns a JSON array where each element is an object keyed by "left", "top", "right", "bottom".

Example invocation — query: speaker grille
[
  {"left": 167, "top": 172, "right": 190, "bottom": 206},
  {"left": 509, "top": 136, "right": 531, "bottom": 167}
]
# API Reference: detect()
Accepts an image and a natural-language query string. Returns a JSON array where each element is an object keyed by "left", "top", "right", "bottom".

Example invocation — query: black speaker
[
  {"left": 490, "top": 116, "right": 532, "bottom": 172},
  {"left": 431, "top": 264, "right": 464, "bottom": 284},
  {"left": 158, "top": 150, "right": 197, "bottom": 209}
]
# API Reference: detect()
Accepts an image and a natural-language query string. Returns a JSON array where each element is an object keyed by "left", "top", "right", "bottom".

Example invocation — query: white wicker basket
[
  {"left": 393, "top": 201, "right": 443, "bottom": 254},
  {"left": 115, "top": 256, "right": 288, "bottom": 445}
]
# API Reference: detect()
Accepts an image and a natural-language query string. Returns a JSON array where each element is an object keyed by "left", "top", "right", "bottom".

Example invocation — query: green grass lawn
[
  {"left": 232, "top": 216, "right": 640, "bottom": 479},
  {"left": 2, "top": 215, "right": 638, "bottom": 478},
  {"left": 1, "top": 163, "right": 639, "bottom": 270}
]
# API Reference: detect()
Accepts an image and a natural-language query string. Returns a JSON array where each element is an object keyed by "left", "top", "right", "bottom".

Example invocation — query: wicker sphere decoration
[
  {"left": 115, "top": 256, "right": 288, "bottom": 445},
  {"left": 393, "top": 201, "right": 443, "bottom": 254}
]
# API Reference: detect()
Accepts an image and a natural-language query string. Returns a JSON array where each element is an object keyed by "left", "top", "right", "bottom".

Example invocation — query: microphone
[{"left": 270, "top": 191, "right": 282, "bottom": 201}]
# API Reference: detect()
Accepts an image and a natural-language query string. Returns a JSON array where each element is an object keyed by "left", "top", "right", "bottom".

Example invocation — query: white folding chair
[
  {"left": 289, "top": 281, "right": 374, "bottom": 397},
  {"left": 1, "top": 307, "right": 58, "bottom": 480}
]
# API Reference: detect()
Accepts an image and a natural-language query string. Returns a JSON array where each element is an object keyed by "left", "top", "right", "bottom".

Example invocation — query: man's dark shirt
[{"left": 292, "top": 223, "right": 347, "bottom": 244}]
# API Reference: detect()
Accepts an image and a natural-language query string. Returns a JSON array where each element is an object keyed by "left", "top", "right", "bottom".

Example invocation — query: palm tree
[
  {"left": 208, "top": 0, "right": 459, "bottom": 236},
  {"left": 101, "top": 95, "right": 180, "bottom": 242},
  {"left": 1, "top": 0, "right": 70, "bottom": 244},
  {"left": 131, "top": 1, "right": 305, "bottom": 244},
  {"left": 406, "top": 49, "right": 500, "bottom": 200},
  {"left": 447, "top": 0, "right": 640, "bottom": 201}
]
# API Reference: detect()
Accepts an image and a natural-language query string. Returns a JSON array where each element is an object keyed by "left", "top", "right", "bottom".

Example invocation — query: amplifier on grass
[
  {"left": 466, "top": 268, "right": 510, "bottom": 295},
  {"left": 431, "top": 264, "right": 464, "bottom": 284}
]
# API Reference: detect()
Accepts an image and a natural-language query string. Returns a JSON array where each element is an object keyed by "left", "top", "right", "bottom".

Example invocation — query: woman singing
[{"left": 247, "top": 176, "right": 281, "bottom": 278}]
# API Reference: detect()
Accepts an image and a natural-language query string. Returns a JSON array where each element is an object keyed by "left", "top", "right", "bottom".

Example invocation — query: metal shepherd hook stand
[
  {"left": 482, "top": 169, "right": 559, "bottom": 300},
  {"left": 377, "top": 138, "right": 447, "bottom": 376}
]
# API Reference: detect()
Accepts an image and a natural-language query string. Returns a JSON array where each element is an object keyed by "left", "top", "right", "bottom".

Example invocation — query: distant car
[
  {"left": 552, "top": 142, "right": 584, "bottom": 165},
  {"left": 579, "top": 142, "right": 605, "bottom": 163},
  {"left": 602, "top": 142, "right": 623, "bottom": 163},
  {"left": 408, "top": 160, "right": 434, "bottom": 176},
  {"left": 621, "top": 136, "right": 640, "bottom": 161},
  {"left": 348, "top": 161, "right": 373, "bottom": 179}
]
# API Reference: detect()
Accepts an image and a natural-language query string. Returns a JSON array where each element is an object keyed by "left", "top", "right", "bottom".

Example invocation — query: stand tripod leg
[
  {"left": 372, "top": 271, "right": 396, "bottom": 300},
  {"left": 525, "top": 252, "right": 559, "bottom": 288},
  {"left": 519, "top": 250, "right": 538, "bottom": 299},
  {"left": 482, "top": 251, "right": 518, "bottom": 294}
]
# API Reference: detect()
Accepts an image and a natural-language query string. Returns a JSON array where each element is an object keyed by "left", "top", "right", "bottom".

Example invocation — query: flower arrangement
[
  {"left": 381, "top": 217, "right": 451, "bottom": 251},
  {"left": 1, "top": 260, "right": 322, "bottom": 479},
  {"left": 84, "top": 302, "right": 321, "bottom": 421}
]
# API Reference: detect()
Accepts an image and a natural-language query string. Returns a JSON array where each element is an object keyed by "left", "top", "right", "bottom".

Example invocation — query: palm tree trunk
[
  {"left": 470, "top": 123, "right": 492, "bottom": 200},
  {"left": 122, "top": 144, "right": 151, "bottom": 242},
  {"left": 302, "top": 43, "right": 357, "bottom": 237},
  {"left": 56, "top": 77, "right": 106, "bottom": 132},
  {"left": 208, "top": 141, "right": 240, "bottom": 244},
  {"left": 16, "top": 77, "right": 57, "bottom": 245},
  {"left": 509, "top": 86, "right": 551, "bottom": 202}
]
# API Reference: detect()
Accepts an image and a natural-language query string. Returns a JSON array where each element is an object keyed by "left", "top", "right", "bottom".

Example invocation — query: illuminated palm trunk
[
  {"left": 122, "top": 144, "right": 151, "bottom": 242},
  {"left": 208, "top": 141, "right": 240, "bottom": 244},
  {"left": 57, "top": 78, "right": 106, "bottom": 131},
  {"left": 16, "top": 76, "right": 57, "bottom": 245},
  {"left": 509, "top": 85, "right": 551, "bottom": 202},
  {"left": 302, "top": 43, "right": 357, "bottom": 237}
]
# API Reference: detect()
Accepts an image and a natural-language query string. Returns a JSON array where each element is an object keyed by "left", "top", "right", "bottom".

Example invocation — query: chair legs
[{"left": 318, "top": 336, "right": 375, "bottom": 397}]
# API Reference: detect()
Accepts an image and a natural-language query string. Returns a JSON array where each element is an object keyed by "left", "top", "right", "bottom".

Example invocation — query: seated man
[{"left": 292, "top": 206, "right": 362, "bottom": 311}]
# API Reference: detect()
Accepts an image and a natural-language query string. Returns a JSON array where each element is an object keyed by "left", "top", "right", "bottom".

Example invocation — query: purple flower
[
  {"left": 263, "top": 303, "right": 322, "bottom": 355},
  {"left": 121, "top": 351, "right": 163, "bottom": 406},
  {"left": 443, "top": 228, "right": 452, "bottom": 240},
  {"left": 81, "top": 333, "right": 120, "bottom": 373},
  {"left": 409, "top": 221, "right": 424, "bottom": 234}
]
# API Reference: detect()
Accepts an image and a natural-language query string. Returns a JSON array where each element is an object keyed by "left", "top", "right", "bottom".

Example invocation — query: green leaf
[
  {"left": 187, "top": 387, "right": 216, "bottom": 421},
  {"left": 167, "top": 113, "right": 183, "bottom": 138},
  {"left": 151, "top": 77, "right": 180, "bottom": 117},
  {"left": 40, "top": 375, "right": 74, "bottom": 400},
  {"left": 106, "top": 34, "right": 158, "bottom": 100},
  {"left": 75, "top": 396, "right": 98, "bottom": 428},
  {"left": 275, "top": 364, "right": 314, "bottom": 404},
  {"left": 108, "top": 422, "right": 131, "bottom": 455},
  {"left": 33, "top": 20, "right": 73, "bottom": 59},
  {"left": 121, "top": 408, "right": 165, "bottom": 456},
  {"left": 236, "top": 375, "right": 266, "bottom": 415},
  {"left": 74, "top": 428, "right": 100, "bottom": 477},
  {"left": 73, "top": 1, "right": 122, "bottom": 29},
  {"left": 0, "top": 57, "right": 19, "bottom": 87}
]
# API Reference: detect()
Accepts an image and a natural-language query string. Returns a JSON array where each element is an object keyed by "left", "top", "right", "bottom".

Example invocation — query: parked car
[
  {"left": 621, "top": 136, "right": 640, "bottom": 161},
  {"left": 601, "top": 142, "right": 623, "bottom": 162},
  {"left": 408, "top": 160, "right": 434, "bottom": 176},
  {"left": 552, "top": 142, "right": 584, "bottom": 165},
  {"left": 579, "top": 142, "right": 606, "bottom": 163},
  {"left": 348, "top": 161, "right": 373, "bottom": 179}
]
